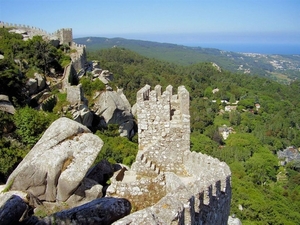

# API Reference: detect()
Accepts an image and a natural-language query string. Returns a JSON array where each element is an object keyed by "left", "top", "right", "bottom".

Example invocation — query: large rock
[
  {"left": 26, "top": 73, "right": 46, "bottom": 95},
  {"left": 34, "top": 73, "right": 46, "bottom": 92},
  {"left": 0, "top": 95, "right": 16, "bottom": 114},
  {"left": 67, "top": 84, "right": 87, "bottom": 105},
  {"left": 6, "top": 117, "right": 103, "bottom": 204},
  {"left": 71, "top": 103, "right": 94, "bottom": 128},
  {"left": 65, "top": 178, "right": 103, "bottom": 208},
  {"left": 0, "top": 195, "right": 28, "bottom": 225},
  {"left": 98, "top": 70, "right": 113, "bottom": 84},
  {"left": 86, "top": 159, "right": 114, "bottom": 186},
  {"left": 42, "top": 197, "right": 131, "bottom": 225},
  {"left": 26, "top": 78, "right": 38, "bottom": 95},
  {"left": 228, "top": 215, "right": 242, "bottom": 225},
  {"left": 93, "top": 89, "right": 135, "bottom": 138}
]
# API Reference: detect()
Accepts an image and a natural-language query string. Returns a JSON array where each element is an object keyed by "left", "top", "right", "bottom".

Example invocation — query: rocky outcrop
[
  {"left": 26, "top": 73, "right": 46, "bottom": 95},
  {"left": 98, "top": 70, "right": 114, "bottom": 84},
  {"left": 0, "top": 95, "right": 15, "bottom": 114},
  {"left": 93, "top": 89, "right": 135, "bottom": 138},
  {"left": 0, "top": 194, "right": 28, "bottom": 225},
  {"left": 42, "top": 197, "right": 131, "bottom": 225},
  {"left": 71, "top": 103, "right": 94, "bottom": 128},
  {"left": 66, "top": 84, "right": 86, "bottom": 105},
  {"left": 66, "top": 84, "right": 94, "bottom": 128},
  {"left": 0, "top": 195, "right": 131, "bottom": 225},
  {"left": 5, "top": 117, "right": 103, "bottom": 205}
]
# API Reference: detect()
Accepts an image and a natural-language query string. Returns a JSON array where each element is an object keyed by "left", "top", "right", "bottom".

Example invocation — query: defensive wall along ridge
[
  {"left": 0, "top": 22, "right": 87, "bottom": 89},
  {"left": 107, "top": 85, "right": 232, "bottom": 225},
  {"left": 0, "top": 22, "right": 72, "bottom": 45}
]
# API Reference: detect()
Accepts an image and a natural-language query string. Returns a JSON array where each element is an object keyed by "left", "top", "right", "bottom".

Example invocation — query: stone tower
[
  {"left": 107, "top": 85, "right": 232, "bottom": 224},
  {"left": 55, "top": 28, "right": 73, "bottom": 46},
  {"left": 131, "top": 84, "right": 191, "bottom": 176}
]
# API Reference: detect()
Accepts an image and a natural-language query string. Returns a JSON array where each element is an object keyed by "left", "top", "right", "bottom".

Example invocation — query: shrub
[
  {"left": 13, "top": 106, "right": 58, "bottom": 147},
  {"left": 80, "top": 76, "right": 106, "bottom": 96}
]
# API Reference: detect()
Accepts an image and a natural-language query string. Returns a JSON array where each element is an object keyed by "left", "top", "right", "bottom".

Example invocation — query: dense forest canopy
[
  {"left": 1, "top": 28, "right": 300, "bottom": 224},
  {"left": 75, "top": 37, "right": 300, "bottom": 84},
  {"left": 88, "top": 48, "right": 300, "bottom": 224}
]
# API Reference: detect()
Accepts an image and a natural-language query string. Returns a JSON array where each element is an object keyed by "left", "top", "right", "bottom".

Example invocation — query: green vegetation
[
  {"left": 0, "top": 28, "right": 71, "bottom": 106},
  {"left": 94, "top": 125, "right": 138, "bottom": 165},
  {"left": 87, "top": 47, "right": 300, "bottom": 224},
  {"left": 13, "top": 106, "right": 58, "bottom": 147},
  {"left": 80, "top": 75, "right": 106, "bottom": 105},
  {"left": 76, "top": 37, "right": 300, "bottom": 83}
]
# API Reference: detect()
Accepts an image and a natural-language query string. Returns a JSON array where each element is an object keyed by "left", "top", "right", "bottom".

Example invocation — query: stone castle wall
[
  {"left": 71, "top": 42, "right": 87, "bottom": 72},
  {"left": 0, "top": 22, "right": 73, "bottom": 46},
  {"left": 108, "top": 172, "right": 167, "bottom": 211},
  {"left": 108, "top": 85, "right": 231, "bottom": 224},
  {"left": 0, "top": 22, "right": 87, "bottom": 87},
  {"left": 54, "top": 28, "right": 73, "bottom": 46},
  {"left": 0, "top": 22, "right": 50, "bottom": 38}
]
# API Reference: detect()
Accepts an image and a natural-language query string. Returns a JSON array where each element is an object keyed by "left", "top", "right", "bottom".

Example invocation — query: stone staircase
[{"left": 140, "top": 153, "right": 161, "bottom": 175}]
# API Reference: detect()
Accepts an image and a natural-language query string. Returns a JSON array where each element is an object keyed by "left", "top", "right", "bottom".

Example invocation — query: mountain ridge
[{"left": 74, "top": 36, "right": 300, "bottom": 84}]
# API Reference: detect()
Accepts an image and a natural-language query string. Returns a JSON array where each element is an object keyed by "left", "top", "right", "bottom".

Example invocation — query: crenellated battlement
[
  {"left": 134, "top": 84, "right": 207, "bottom": 176},
  {"left": 0, "top": 21, "right": 74, "bottom": 47},
  {"left": 72, "top": 42, "right": 86, "bottom": 49},
  {"left": 107, "top": 85, "right": 231, "bottom": 224},
  {"left": 0, "top": 22, "right": 50, "bottom": 36},
  {"left": 70, "top": 42, "right": 86, "bottom": 72}
]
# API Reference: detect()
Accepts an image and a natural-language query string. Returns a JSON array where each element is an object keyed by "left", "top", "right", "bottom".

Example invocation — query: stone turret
[
  {"left": 132, "top": 85, "right": 190, "bottom": 176},
  {"left": 55, "top": 28, "right": 73, "bottom": 46},
  {"left": 107, "top": 85, "right": 232, "bottom": 224}
]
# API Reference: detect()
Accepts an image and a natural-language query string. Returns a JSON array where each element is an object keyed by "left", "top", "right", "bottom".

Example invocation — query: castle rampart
[
  {"left": 0, "top": 22, "right": 53, "bottom": 40},
  {"left": 54, "top": 28, "right": 73, "bottom": 46},
  {"left": 71, "top": 42, "right": 87, "bottom": 72},
  {"left": 0, "top": 22, "right": 74, "bottom": 47},
  {"left": 107, "top": 85, "right": 231, "bottom": 224},
  {"left": 0, "top": 22, "right": 87, "bottom": 88}
]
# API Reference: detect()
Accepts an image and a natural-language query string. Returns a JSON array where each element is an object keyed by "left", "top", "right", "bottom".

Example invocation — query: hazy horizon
[
  {"left": 1, "top": 0, "right": 299, "bottom": 54},
  {"left": 74, "top": 34, "right": 300, "bottom": 55}
]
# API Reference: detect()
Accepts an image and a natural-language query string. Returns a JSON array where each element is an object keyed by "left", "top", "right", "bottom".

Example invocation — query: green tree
[
  {"left": 204, "top": 86, "right": 213, "bottom": 98},
  {"left": 245, "top": 150, "right": 278, "bottom": 185},
  {"left": 229, "top": 110, "right": 241, "bottom": 126}
]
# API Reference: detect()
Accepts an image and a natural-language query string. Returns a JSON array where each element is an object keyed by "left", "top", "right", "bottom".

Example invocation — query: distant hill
[{"left": 74, "top": 37, "right": 300, "bottom": 84}]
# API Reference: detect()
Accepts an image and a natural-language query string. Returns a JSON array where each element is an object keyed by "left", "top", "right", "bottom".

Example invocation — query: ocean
[{"left": 185, "top": 43, "right": 300, "bottom": 55}]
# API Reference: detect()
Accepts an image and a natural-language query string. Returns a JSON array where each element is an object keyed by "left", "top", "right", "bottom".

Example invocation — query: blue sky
[{"left": 1, "top": 0, "right": 299, "bottom": 45}]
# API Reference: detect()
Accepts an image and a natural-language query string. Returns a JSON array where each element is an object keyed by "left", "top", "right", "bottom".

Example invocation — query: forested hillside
[
  {"left": 1, "top": 28, "right": 300, "bottom": 224},
  {"left": 88, "top": 48, "right": 300, "bottom": 224},
  {"left": 75, "top": 37, "right": 300, "bottom": 84}
]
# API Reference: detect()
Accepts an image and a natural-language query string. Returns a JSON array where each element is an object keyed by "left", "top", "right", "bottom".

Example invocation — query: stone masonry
[
  {"left": 132, "top": 84, "right": 190, "bottom": 176},
  {"left": 107, "top": 85, "right": 232, "bottom": 225}
]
